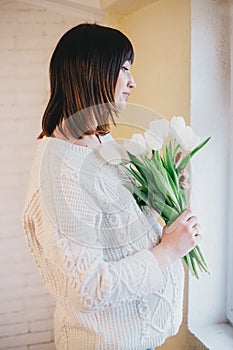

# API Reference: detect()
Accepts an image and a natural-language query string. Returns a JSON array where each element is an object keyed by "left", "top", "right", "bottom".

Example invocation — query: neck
[{"left": 52, "top": 128, "right": 101, "bottom": 149}]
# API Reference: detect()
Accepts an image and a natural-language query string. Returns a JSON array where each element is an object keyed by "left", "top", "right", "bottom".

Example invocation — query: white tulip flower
[
  {"left": 144, "top": 118, "right": 169, "bottom": 150},
  {"left": 170, "top": 116, "right": 200, "bottom": 151},
  {"left": 124, "top": 133, "right": 148, "bottom": 157},
  {"left": 98, "top": 141, "right": 130, "bottom": 165}
]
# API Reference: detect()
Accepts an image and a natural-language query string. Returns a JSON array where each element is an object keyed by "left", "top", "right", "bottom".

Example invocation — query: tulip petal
[{"left": 124, "top": 133, "right": 148, "bottom": 156}]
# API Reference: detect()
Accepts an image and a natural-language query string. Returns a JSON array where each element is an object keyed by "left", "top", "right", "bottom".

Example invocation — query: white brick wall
[{"left": 0, "top": 1, "right": 104, "bottom": 348}]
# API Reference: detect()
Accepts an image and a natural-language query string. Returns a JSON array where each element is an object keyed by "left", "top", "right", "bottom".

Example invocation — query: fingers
[
  {"left": 190, "top": 221, "right": 203, "bottom": 247},
  {"left": 187, "top": 216, "right": 199, "bottom": 229},
  {"left": 160, "top": 209, "right": 203, "bottom": 262},
  {"left": 192, "top": 223, "right": 201, "bottom": 236},
  {"left": 194, "top": 232, "right": 203, "bottom": 244},
  {"left": 180, "top": 208, "right": 194, "bottom": 223},
  {"left": 165, "top": 208, "right": 194, "bottom": 234},
  {"left": 165, "top": 209, "right": 202, "bottom": 242}
]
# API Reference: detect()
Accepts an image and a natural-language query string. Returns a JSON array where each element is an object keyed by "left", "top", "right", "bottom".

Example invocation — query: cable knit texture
[{"left": 22, "top": 136, "right": 184, "bottom": 350}]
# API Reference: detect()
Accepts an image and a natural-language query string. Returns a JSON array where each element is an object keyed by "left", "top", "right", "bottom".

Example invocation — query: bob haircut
[{"left": 38, "top": 23, "right": 134, "bottom": 139}]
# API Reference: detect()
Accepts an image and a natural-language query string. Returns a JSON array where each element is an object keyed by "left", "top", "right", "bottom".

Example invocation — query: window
[{"left": 188, "top": 1, "right": 233, "bottom": 348}]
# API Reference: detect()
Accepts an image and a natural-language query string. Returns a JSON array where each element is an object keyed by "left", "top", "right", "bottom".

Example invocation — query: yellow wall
[
  {"left": 110, "top": 0, "right": 190, "bottom": 118},
  {"left": 108, "top": 0, "right": 190, "bottom": 142},
  {"left": 107, "top": 1, "right": 191, "bottom": 349}
]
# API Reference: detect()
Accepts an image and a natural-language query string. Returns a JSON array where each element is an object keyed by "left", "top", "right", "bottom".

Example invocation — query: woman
[{"left": 22, "top": 23, "right": 202, "bottom": 350}]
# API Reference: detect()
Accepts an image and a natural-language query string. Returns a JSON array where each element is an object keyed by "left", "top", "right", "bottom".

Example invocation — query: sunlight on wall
[
  {"left": 108, "top": 1, "right": 191, "bottom": 349},
  {"left": 109, "top": 0, "right": 190, "bottom": 120},
  {"left": 108, "top": 0, "right": 190, "bottom": 149}
]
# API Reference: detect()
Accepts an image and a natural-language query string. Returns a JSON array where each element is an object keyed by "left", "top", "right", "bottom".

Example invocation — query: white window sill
[{"left": 190, "top": 323, "right": 233, "bottom": 350}]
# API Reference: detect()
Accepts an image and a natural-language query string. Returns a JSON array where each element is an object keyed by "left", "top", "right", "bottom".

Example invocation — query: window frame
[
  {"left": 226, "top": 103, "right": 233, "bottom": 326},
  {"left": 226, "top": 141, "right": 233, "bottom": 325},
  {"left": 226, "top": 2, "right": 233, "bottom": 326}
]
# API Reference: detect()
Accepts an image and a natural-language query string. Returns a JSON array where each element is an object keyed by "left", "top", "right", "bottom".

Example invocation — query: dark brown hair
[{"left": 37, "top": 23, "right": 134, "bottom": 139}]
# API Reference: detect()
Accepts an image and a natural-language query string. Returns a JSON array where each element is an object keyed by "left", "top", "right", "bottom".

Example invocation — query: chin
[{"left": 115, "top": 101, "right": 127, "bottom": 111}]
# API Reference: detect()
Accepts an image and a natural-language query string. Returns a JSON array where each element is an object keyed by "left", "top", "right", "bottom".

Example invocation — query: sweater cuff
[{"left": 128, "top": 249, "right": 164, "bottom": 293}]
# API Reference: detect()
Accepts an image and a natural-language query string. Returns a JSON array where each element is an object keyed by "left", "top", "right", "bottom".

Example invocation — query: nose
[{"left": 128, "top": 74, "right": 136, "bottom": 89}]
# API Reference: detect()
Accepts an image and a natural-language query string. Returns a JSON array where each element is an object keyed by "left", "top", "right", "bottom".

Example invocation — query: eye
[{"left": 121, "top": 66, "right": 129, "bottom": 72}]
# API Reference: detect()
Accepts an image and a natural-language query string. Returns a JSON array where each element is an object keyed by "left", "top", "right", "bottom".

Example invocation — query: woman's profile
[{"left": 22, "top": 23, "right": 202, "bottom": 350}]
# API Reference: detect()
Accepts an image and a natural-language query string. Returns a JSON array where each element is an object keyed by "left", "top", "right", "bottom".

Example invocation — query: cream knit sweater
[{"left": 22, "top": 136, "right": 184, "bottom": 350}]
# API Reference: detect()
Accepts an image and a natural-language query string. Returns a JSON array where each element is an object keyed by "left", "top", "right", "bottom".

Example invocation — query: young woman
[{"left": 23, "top": 23, "right": 202, "bottom": 350}]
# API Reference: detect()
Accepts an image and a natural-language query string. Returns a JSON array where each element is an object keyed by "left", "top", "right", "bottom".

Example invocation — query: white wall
[
  {"left": 0, "top": 1, "right": 104, "bottom": 348},
  {"left": 189, "top": 0, "right": 231, "bottom": 332}
]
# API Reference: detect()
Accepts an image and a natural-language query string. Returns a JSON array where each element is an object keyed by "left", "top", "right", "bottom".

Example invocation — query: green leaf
[
  {"left": 173, "top": 143, "right": 181, "bottom": 159},
  {"left": 189, "top": 250, "right": 206, "bottom": 271},
  {"left": 179, "top": 188, "right": 188, "bottom": 211},
  {"left": 177, "top": 137, "right": 211, "bottom": 173},
  {"left": 186, "top": 253, "right": 199, "bottom": 279},
  {"left": 192, "top": 246, "right": 210, "bottom": 273},
  {"left": 129, "top": 154, "right": 159, "bottom": 187},
  {"left": 122, "top": 147, "right": 210, "bottom": 279},
  {"left": 176, "top": 153, "right": 190, "bottom": 174},
  {"left": 147, "top": 160, "right": 181, "bottom": 210},
  {"left": 124, "top": 164, "right": 147, "bottom": 187},
  {"left": 190, "top": 136, "right": 211, "bottom": 158},
  {"left": 161, "top": 145, "right": 181, "bottom": 196},
  {"left": 166, "top": 171, "right": 179, "bottom": 200},
  {"left": 129, "top": 185, "right": 150, "bottom": 206},
  {"left": 148, "top": 186, "right": 167, "bottom": 205},
  {"left": 154, "top": 201, "right": 180, "bottom": 225}
]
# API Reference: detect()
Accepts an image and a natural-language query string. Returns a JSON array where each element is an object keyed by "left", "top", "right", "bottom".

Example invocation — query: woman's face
[{"left": 114, "top": 60, "right": 136, "bottom": 110}]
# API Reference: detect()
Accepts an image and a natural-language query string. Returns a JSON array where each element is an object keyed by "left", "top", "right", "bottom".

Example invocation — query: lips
[{"left": 122, "top": 92, "right": 130, "bottom": 99}]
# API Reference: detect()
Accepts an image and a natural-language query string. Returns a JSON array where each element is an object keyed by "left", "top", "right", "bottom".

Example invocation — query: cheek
[{"left": 115, "top": 74, "right": 124, "bottom": 98}]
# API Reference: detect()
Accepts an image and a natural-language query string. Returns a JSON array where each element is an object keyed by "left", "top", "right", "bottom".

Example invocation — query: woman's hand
[{"left": 150, "top": 208, "right": 203, "bottom": 270}]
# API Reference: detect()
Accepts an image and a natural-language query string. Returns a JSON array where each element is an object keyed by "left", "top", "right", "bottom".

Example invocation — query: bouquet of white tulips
[{"left": 123, "top": 116, "right": 211, "bottom": 279}]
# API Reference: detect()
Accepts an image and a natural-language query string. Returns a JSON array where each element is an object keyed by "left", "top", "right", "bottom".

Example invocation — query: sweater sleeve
[{"left": 35, "top": 155, "right": 164, "bottom": 313}]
